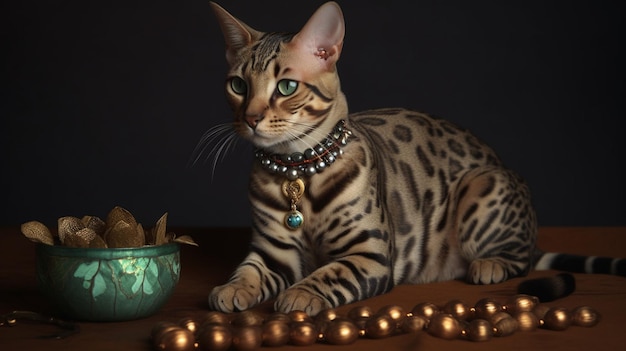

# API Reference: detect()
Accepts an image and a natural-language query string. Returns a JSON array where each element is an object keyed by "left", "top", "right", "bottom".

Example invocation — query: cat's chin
[
  {"left": 250, "top": 139, "right": 301, "bottom": 154},
  {"left": 243, "top": 130, "right": 307, "bottom": 154},
  {"left": 241, "top": 133, "right": 284, "bottom": 152}
]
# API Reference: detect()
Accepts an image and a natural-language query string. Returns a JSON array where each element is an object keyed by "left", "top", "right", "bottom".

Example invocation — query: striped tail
[
  {"left": 515, "top": 252, "right": 626, "bottom": 302},
  {"left": 535, "top": 252, "right": 626, "bottom": 276}
]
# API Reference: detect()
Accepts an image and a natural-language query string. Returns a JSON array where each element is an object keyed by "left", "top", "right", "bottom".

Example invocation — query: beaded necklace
[
  {"left": 253, "top": 120, "right": 353, "bottom": 230},
  {"left": 150, "top": 293, "right": 600, "bottom": 350}
]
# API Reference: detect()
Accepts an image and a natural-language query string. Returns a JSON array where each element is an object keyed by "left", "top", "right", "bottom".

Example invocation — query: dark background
[{"left": 2, "top": 0, "right": 624, "bottom": 228}]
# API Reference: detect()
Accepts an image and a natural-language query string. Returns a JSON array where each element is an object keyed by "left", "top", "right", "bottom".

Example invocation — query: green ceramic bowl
[{"left": 36, "top": 243, "right": 180, "bottom": 322}]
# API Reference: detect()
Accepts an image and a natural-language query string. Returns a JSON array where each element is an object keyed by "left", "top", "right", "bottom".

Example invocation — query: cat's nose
[
  {"left": 245, "top": 114, "right": 264, "bottom": 129},
  {"left": 244, "top": 104, "right": 268, "bottom": 129}
]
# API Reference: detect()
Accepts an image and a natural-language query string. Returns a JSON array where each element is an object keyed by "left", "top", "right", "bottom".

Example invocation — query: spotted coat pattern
[{"left": 206, "top": 2, "right": 623, "bottom": 316}]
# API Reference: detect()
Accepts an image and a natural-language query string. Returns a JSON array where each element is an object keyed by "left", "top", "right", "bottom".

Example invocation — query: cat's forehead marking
[{"left": 249, "top": 32, "right": 294, "bottom": 72}]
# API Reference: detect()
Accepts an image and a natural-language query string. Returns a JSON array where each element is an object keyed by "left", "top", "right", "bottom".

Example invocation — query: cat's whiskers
[
  {"left": 189, "top": 123, "right": 240, "bottom": 178},
  {"left": 280, "top": 120, "right": 333, "bottom": 152},
  {"left": 284, "top": 128, "right": 323, "bottom": 153}
]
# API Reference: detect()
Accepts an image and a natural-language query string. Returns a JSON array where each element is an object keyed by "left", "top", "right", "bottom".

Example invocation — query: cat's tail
[
  {"left": 517, "top": 252, "right": 626, "bottom": 302},
  {"left": 533, "top": 251, "right": 626, "bottom": 277}
]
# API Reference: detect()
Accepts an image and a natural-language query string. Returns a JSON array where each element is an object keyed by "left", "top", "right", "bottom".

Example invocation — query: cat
[{"left": 205, "top": 1, "right": 625, "bottom": 316}]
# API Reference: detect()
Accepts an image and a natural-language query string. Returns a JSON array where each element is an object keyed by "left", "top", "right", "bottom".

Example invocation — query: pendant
[
  {"left": 282, "top": 179, "right": 305, "bottom": 230},
  {"left": 284, "top": 210, "right": 304, "bottom": 230}
]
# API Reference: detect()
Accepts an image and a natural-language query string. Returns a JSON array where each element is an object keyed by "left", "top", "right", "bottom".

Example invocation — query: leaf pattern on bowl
[
  {"left": 72, "top": 256, "right": 179, "bottom": 300},
  {"left": 36, "top": 244, "right": 180, "bottom": 321},
  {"left": 73, "top": 261, "right": 107, "bottom": 298}
]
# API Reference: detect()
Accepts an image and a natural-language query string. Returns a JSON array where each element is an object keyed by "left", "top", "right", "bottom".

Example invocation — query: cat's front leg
[
  {"left": 208, "top": 262, "right": 263, "bottom": 313},
  {"left": 274, "top": 259, "right": 393, "bottom": 315},
  {"left": 208, "top": 249, "right": 293, "bottom": 312},
  {"left": 274, "top": 287, "right": 330, "bottom": 315},
  {"left": 274, "top": 230, "right": 393, "bottom": 315}
]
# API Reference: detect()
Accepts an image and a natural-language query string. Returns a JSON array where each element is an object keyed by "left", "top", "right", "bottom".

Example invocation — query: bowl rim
[{"left": 36, "top": 242, "right": 179, "bottom": 259}]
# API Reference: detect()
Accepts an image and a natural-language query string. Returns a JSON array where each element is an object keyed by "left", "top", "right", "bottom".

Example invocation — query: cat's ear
[
  {"left": 289, "top": 2, "right": 345, "bottom": 71},
  {"left": 210, "top": 2, "right": 262, "bottom": 66}
]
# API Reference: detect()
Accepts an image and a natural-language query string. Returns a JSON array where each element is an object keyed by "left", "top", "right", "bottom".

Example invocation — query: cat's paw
[
  {"left": 467, "top": 258, "right": 509, "bottom": 285},
  {"left": 274, "top": 288, "right": 331, "bottom": 315},
  {"left": 208, "top": 283, "right": 260, "bottom": 313}
]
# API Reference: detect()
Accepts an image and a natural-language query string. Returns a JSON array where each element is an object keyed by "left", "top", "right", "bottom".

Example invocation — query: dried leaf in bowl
[
  {"left": 89, "top": 234, "right": 108, "bottom": 248},
  {"left": 81, "top": 215, "right": 106, "bottom": 237},
  {"left": 65, "top": 227, "right": 98, "bottom": 248},
  {"left": 21, "top": 206, "right": 197, "bottom": 249},
  {"left": 105, "top": 220, "right": 145, "bottom": 248},
  {"left": 21, "top": 221, "right": 55, "bottom": 245},
  {"left": 154, "top": 213, "right": 168, "bottom": 245},
  {"left": 105, "top": 206, "right": 138, "bottom": 230},
  {"left": 58, "top": 216, "right": 85, "bottom": 244},
  {"left": 172, "top": 235, "right": 198, "bottom": 247}
]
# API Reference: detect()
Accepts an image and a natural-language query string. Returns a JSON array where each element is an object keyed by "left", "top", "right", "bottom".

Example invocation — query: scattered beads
[
  {"left": 542, "top": 307, "right": 572, "bottom": 331},
  {"left": 464, "top": 319, "right": 492, "bottom": 341},
  {"left": 150, "top": 294, "right": 601, "bottom": 350},
  {"left": 572, "top": 306, "right": 601, "bottom": 327},
  {"left": 427, "top": 314, "right": 461, "bottom": 340}
]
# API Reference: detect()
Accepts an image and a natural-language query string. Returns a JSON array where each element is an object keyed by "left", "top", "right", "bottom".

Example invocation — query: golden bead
[
  {"left": 427, "top": 314, "right": 461, "bottom": 340},
  {"left": 411, "top": 302, "right": 440, "bottom": 320},
  {"left": 542, "top": 307, "right": 572, "bottom": 331},
  {"left": 572, "top": 306, "right": 601, "bottom": 327},
  {"left": 491, "top": 312, "right": 513, "bottom": 325},
  {"left": 200, "top": 311, "right": 230, "bottom": 326},
  {"left": 197, "top": 324, "right": 233, "bottom": 351},
  {"left": 364, "top": 314, "right": 396, "bottom": 339},
  {"left": 288, "top": 310, "right": 313, "bottom": 324},
  {"left": 493, "top": 316, "right": 518, "bottom": 337},
  {"left": 347, "top": 305, "right": 374, "bottom": 320},
  {"left": 151, "top": 321, "right": 180, "bottom": 344},
  {"left": 516, "top": 311, "right": 540, "bottom": 332},
  {"left": 231, "top": 326, "right": 263, "bottom": 351},
  {"left": 401, "top": 315, "right": 427, "bottom": 333},
  {"left": 289, "top": 322, "right": 318, "bottom": 346},
  {"left": 324, "top": 319, "right": 359, "bottom": 345},
  {"left": 473, "top": 298, "right": 502, "bottom": 320},
  {"left": 231, "top": 310, "right": 264, "bottom": 327},
  {"left": 315, "top": 308, "right": 339, "bottom": 323},
  {"left": 265, "top": 312, "right": 291, "bottom": 324},
  {"left": 377, "top": 305, "right": 406, "bottom": 327},
  {"left": 261, "top": 320, "right": 290, "bottom": 347},
  {"left": 154, "top": 327, "right": 196, "bottom": 351},
  {"left": 465, "top": 319, "right": 492, "bottom": 342},
  {"left": 505, "top": 294, "right": 539, "bottom": 314},
  {"left": 443, "top": 299, "right": 471, "bottom": 321},
  {"left": 178, "top": 318, "right": 200, "bottom": 336}
]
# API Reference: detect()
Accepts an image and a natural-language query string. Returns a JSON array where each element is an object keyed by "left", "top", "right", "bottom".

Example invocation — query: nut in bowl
[{"left": 22, "top": 206, "right": 197, "bottom": 322}]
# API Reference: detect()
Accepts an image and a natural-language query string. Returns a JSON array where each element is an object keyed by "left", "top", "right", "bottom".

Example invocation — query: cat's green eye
[
  {"left": 230, "top": 77, "right": 247, "bottom": 95},
  {"left": 276, "top": 79, "right": 298, "bottom": 96}
]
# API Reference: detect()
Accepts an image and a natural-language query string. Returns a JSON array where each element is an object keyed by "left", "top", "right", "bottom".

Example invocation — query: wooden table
[{"left": 1, "top": 226, "right": 625, "bottom": 350}]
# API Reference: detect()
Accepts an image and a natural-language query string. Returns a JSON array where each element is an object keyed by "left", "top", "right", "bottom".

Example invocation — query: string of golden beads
[{"left": 150, "top": 294, "right": 600, "bottom": 351}]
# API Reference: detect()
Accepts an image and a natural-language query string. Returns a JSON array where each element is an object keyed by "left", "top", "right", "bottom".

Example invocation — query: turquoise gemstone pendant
[
  {"left": 285, "top": 210, "right": 304, "bottom": 230},
  {"left": 282, "top": 179, "right": 305, "bottom": 230}
]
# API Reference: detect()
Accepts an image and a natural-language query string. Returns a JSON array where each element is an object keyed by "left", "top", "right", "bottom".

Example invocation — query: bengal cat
[{"left": 204, "top": 1, "right": 625, "bottom": 316}]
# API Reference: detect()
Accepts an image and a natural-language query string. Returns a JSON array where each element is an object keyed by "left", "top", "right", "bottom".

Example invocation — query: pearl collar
[
  {"left": 254, "top": 120, "right": 352, "bottom": 180},
  {"left": 252, "top": 120, "right": 353, "bottom": 230}
]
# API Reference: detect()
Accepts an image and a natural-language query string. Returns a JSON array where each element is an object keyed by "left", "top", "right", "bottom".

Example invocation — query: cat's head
[{"left": 210, "top": 2, "right": 348, "bottom": 154}]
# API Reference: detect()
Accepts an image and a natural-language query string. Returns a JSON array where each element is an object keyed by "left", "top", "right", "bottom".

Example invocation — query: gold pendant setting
[{"left": 282, "top": 179, "right": 305, "bottom": 230}]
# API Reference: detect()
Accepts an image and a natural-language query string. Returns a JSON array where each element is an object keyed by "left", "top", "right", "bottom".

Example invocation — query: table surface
[{"left": 1, "top": 226, "right": 625, "bottom": 351}]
